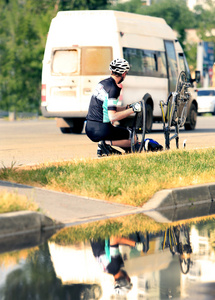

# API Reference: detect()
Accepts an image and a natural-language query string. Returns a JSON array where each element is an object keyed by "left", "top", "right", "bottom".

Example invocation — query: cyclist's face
[{"left": 118, "top": 72, "right": 127, "bottom": 84}]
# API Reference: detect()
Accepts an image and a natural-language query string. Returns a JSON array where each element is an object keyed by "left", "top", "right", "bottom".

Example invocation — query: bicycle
[
  {"left": 130, "top": 99, "right": 146, "bottom": 153},
  {"left": 160, "top": 71, "right": 191, "bottom": 150}
]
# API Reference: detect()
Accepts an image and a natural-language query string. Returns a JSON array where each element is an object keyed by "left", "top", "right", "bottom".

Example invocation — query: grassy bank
[
  {"left": 0, "top": 191, "right": 39, "bottom": 213},
  {"left": 0, "top": 148, "right": 215, "bottom": 207}
]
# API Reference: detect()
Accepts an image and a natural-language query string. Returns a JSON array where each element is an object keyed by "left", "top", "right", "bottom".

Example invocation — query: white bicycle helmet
[{"left": 109, "top": 58, "right": 130, "bottom": 75}]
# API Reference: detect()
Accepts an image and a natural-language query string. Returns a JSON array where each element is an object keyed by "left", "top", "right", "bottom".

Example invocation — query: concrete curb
[
  {"left": 142, "top": 182, "right": 215, "bottom": 211},
  {"left": 141, "top": 183, "right": 215, "bottom": 223},
  {"left": 0, "top": 211, "right": 63, "bottom": 239},
  {"left": 0, "top": 211, "right": 64, "bottom": 254}
]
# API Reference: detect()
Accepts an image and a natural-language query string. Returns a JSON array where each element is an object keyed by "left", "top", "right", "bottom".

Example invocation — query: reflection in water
[
  {"left": 1, "top": 214, "right": 215, "bottom": 299},
  {"left": 162, "top": 225, "right": 192, "bottom": 275}
]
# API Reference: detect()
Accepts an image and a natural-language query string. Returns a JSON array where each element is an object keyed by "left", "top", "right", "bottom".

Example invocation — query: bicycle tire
[
  {"left": 176, "top": 124, "right": 179, "bottom": 149},
  {"left": 176, "top": 71, "right": 187, "bottom": 94},
  {"left": 167, "top": 93, "right": 176, "bottom": 128},
  {"left": 160, "top": 100, "right": 166, "bottom": 124},
  {"left": 131, "top": 100, "right": 145, "bottom": 153},
  {"left": 165, "top": 128, "right": 170, "bottom": 150}
]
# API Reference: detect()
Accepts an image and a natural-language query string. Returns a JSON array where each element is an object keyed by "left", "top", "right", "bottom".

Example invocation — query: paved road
[{"left": 0, "top": 116, "right": 215, "bottom": 168}]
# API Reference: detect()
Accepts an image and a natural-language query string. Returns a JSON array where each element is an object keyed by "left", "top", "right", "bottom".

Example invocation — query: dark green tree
[
  {"left": 0, "top": 0, "right": 109, "bottom": 114},
  {"left": 56, "top": 0, "right": 108, "bottom": 11},
  {"left": 0, "top": 0, "right": 56, "bottom": 113}
]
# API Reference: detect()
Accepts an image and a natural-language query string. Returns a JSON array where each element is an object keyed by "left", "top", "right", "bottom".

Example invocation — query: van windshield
[
  {"left": 52, "top": 50, "right": 78, "bottom": 75},
  {"left": 198, "top": 90, "right": 215, "bottom": 96}
]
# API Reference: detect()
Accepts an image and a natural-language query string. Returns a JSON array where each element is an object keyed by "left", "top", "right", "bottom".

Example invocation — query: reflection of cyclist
[
  {"left": 86, "top": 58, "right": 142, "bottom": 157},
  {"left": 90, "top": 236, "right": 143, "bottom": 295}
]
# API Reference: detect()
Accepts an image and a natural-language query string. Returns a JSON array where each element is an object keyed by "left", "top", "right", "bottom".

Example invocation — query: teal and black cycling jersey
[{"left": 87, "top": 77, "right": 121, "bottom": 123}]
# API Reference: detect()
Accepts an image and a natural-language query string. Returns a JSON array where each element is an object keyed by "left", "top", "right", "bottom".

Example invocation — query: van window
[
  {"left": 123, "top": 47, "right": 167, "bottom": 78},
  {"left": 164, "top": 41, "right": 178, "bottom": 92},
  {"left": 198, "top": 90, "right": 215, "bottom": 96},
  {"left": 178, "top": 53, "right": 191, "bottom": 80},
  {"left": 178, "top": 53, "right": 186, "bottom": 72},
  {"left": 82, "top": 47, "right": 112, "bottom": 75},
  {"left": 52, "top": 49, "right": 78, "bottom": 75}
]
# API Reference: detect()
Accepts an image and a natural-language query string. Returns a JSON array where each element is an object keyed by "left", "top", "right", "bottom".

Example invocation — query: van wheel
[
  {"left": 72, "top": 119, "right": 84, "bottom": 133},
  {"left": 145, "top": 103, "right": 153, "bottom": 133},
  {"left": 60, "top": 119, "right": 84, "bottom": 134},
  {"left": 184, "top": 103, "right": 197, "bottom": 130},
  {"left": 60, "top": 127, "right": 71, "bottom": 134}
]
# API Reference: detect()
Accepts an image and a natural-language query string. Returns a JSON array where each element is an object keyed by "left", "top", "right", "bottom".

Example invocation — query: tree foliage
[
  {"left": 193, "top": 2, "right": 215, "bottom": 43},
  {"left": 0, "top": 0, "right": 109, "bottom": 113}
]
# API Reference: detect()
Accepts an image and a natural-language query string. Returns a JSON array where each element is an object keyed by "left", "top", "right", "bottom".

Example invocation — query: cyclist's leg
[
  {"left": 105, "top": 124, "right": 143, "bottom": 154},
  {"left": 98, "top": 123, "right": 131, "bottom": 156}
]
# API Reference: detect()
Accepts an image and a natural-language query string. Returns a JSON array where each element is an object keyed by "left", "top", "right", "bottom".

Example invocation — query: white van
[{"left": 41, "top": 10, "right": 200, "bottom": 133}]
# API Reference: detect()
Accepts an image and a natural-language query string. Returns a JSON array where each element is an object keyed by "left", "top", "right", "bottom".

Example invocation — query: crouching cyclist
[{"left": 86, "top": 58, "right": 142, "bottom": 157}]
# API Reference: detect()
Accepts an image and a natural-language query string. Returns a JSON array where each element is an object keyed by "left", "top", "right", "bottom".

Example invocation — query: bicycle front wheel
[
  {"left": 165, "top": 128, "right": 170, "bottom": 150},
  {"left": 131, "top": 100, "right": 146, "bottom": 153}
]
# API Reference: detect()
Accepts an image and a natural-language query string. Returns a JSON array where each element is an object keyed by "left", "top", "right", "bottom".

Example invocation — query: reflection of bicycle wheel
[
  {"left": 131, "top": 100, "right": 145, "bottom": 153},
  {"left": 180, "top": 257, "right": 191, "bottom": 275}
]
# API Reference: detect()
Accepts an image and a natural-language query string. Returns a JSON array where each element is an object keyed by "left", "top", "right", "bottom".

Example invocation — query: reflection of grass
[
  {"left": 0, "top": 148, "right": 214, "bottom": 206},
  {"left": 51, "top": 214, "right": 215, "bottom": 245},
  {"left": 51, "top": 214, "right": 166, "bottom": 245},
  {"left": 0, "top": 247, "right": 38, "bottom": 267},
  {"left": 0, "top": 191, "right": 39, "bottom": 213}
]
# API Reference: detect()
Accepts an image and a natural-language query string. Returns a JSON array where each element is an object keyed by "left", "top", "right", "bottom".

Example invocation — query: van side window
[
  {"left": 123, "top": 47, "right": 167, "bottom": 78},
  {"left": 178, "top": 52, "right": 191, "bottom": 81},
  {"left": 52, "top": 49, "right": 78, "bottom": 75},
  {"left": 164, "top": 41, "right": 178, "bottom": 92},
  {"left": 82, "top": 47, "right": 112, "bottom": 75}
]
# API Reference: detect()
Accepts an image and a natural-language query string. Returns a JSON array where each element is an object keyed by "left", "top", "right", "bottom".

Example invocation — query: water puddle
[{"left": 1, "top": 203, "right": 215, "bottom": 299}]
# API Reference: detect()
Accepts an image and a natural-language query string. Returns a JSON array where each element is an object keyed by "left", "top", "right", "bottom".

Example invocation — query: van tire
[
  {"left": 184, "top": 103, "right": 197, "bottom": 130},
  {"left": 145, "top": 103, "right": 153, "bottom": 133},
  {"left": 71, "top": 119, "right": 84, "bottom": 133},
  {"left": 60, "top": 127, "right": 72, "bottom": 134},
  {"left": 60, "top": 119, "right": 84, "bottom": 134}
]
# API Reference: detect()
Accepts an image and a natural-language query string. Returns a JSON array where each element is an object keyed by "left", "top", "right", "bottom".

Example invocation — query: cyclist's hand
[{"left": 130, "top": 101, "right": 142, "bottom": 112}]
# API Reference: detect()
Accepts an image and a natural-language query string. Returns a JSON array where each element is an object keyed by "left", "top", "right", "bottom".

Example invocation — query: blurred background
[{"left": 0, "top": 0, "right": 214, "bottom": 119}]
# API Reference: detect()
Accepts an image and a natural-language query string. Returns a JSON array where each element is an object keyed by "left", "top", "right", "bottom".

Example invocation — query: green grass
[
  {"left": 0, "top": 148, "right": 215, "bottom": 207},
  {"left": 0, "top": 191, "right": 39, "bottom": 213}
]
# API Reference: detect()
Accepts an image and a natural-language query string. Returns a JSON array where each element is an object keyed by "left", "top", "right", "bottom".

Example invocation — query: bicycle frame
[{"left": 160, "top": 92, "right": 180, "bottom": 150}]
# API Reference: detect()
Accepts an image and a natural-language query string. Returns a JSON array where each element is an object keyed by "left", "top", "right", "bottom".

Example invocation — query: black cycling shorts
[{"left": 86, "top": 120, "right": 130, "bottom": 142}]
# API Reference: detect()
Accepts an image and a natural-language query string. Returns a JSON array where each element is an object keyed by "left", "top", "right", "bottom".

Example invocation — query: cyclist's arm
[
  {"left": 116, "top": 106, "right": 127, "bottom": 112},
  {"left": 108, "top": 108, "right": 133, "bottom": 123}
]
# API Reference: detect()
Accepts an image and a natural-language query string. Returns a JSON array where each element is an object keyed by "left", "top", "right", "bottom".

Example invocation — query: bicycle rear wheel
[
  {"left": 131, "top": 100, "right": 146, "bottom": 153},
  {"left": 176, "top": 71, "right": 186, "bottom": 93},
  {"left": 167, "top": 93, "right": 176, "bottom": 128}
]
